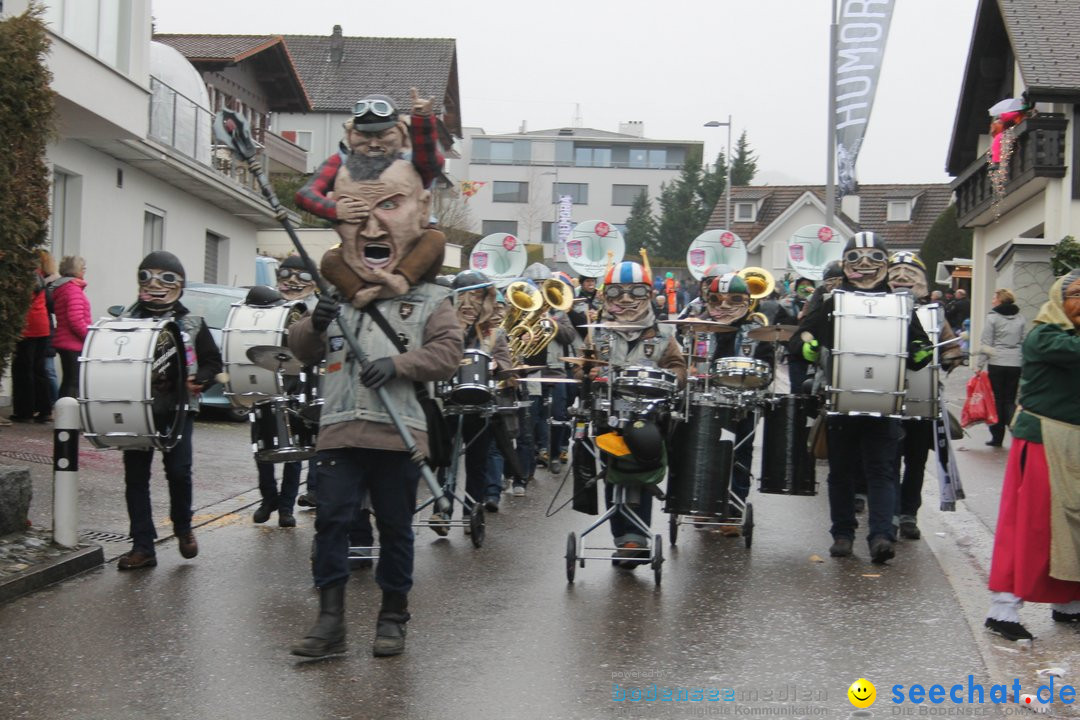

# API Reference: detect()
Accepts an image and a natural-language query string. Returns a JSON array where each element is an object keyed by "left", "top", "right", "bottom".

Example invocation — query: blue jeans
[
  {"left": 532, "top": 395, "right": 549, "bottom": 456},
  {"left": 305, "top": 459, "right": 319, "bottom": 496},
  {"left": 439, "top": 414, "right": 492, "bottom": 514},
  {"left": 312, "top": 448, "right": 419, "bottom": 591},
  {"left": 486, "top": 442, "right": 504, "bottom": 501},
  {"left": 256, "top": 460, "right": 301, "bottom": 513},
  {"left": 826, "top": 415, "right": 901, "bottom": 544},
  {"left": 604, "top": 481, "right": 653, "bottom": 547},
  {"left": 516, "top": 400, "right": 538, "bottom": 481},
  {"left": 122, "top": 414, "right": 195, "bottom": 554}
]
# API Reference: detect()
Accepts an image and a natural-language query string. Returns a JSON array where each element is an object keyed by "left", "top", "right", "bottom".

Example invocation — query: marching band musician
[
  {"left": 779, "top": 277, "right": 816, "bottom": 394},
  {"left": 540, "top": 272, "right": 580, "bottom": 475},
  {"left": 886, "top": 251, "right": 964, "bottom": 541},
  {"left": 288, "top": 154, "right": 462, "bottom": 659},
  {"left": 790, "top": 232, "right": 932, "bottom": 564},
  {"left": 577, "top": 261, "right": 687, "bottom": 568},
  {"left": 676, "top": 264, "right": 726, "bottom": 320},
  {"left": 117, "top": 251, "right": 223, "bottom": 570}
]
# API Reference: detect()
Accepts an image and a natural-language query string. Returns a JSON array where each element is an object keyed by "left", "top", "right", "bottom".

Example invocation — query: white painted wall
[
  {"left": 274, "top": 112, "right": 351, "bottom": 173},
  {"left": 255, "top": 228, "right": 339, "bottom": 266},
  {"left": 48, "top": 139, "right": 260, "bottom": 319}
]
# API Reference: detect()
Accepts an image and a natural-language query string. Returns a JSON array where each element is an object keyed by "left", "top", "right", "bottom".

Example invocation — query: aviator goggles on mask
[
  {"left": 137, "top": 270, "right": 183, "bottom": 287},
  {"left": 278, "top": 268, "right": 314, "bottom": 282},
  {"left": 844, "top": 249, "right": 887, "bottom": 264},
  {"left": 604, "top": 284, "right": 651, "bottom": 300},
  {"left": 708, "top": 292, "right": 750, "bottom": 307},
  {"left": 353, "top": 98, "right": 395, "bottom": 120}
]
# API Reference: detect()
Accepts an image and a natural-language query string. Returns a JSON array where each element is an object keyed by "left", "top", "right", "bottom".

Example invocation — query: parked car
[
  {"left": 182, "top": 282, "right": 249, "bottom": 420},
  {"left": 255, "top": 255, "right": 280, "bottom": 287}
]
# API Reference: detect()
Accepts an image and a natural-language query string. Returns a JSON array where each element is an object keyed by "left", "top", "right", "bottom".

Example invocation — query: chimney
[
  {"left": 330, "top": 25, "right": 344, "bottom": 64},
  {"left": 840, "top": 194, "right": 860, "bottom": 223},
  {"left": 518, "top": 119, "right": 527, "bottom": 134},
  {"left": 619, "top": 121, "right": 644, "bottom": 138}
]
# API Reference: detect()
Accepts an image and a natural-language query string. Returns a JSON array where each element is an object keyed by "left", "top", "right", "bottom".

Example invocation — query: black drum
[
  {"left": 759, "top": 395, "right": 817, "bottom": 496},
  {"left": 449, "top": 349, "right": 493, "bottom": 405},
  {"left": 665, "top": 402, "right": 737, "bottom": 517},
  {"left": 250, "top": 399, "right": 317, "bottom": 462}
]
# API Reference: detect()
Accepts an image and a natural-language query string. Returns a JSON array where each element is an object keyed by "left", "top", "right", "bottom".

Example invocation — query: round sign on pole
[
  {"left": 564, "top": 219, "right": 625, "bottom": 278},
  {"left": 788, "top": 224, "right": 844, "bottom": 281},
  {"left": 685, "top": 229, "right": 748, "bottom": 280}
]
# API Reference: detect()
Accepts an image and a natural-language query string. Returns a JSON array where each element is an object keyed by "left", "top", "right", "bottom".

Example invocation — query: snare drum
[
  {"left": 758, "top": 395, "right": 817, "bottom": 496},
  {"left": 827, "top": 291, "right": 911, "bottom": 416},
  {"left": 714, "top": 356, "right": 773, "bottom": 390},
  {"left": 250, "top": 399, "right": 317, "bottom": 462},
  {"left": 448, "top": 348, "right": 494, "bottom": 406},
  {"left": 222, "top": 301, "right": 306, "bottom": 407},
  {"left": 665, "top": 401, "right": 737, "bottom": 517},
  {"left": 905, "top": 304, "right": 943, "bottom": 419},
  {"left": 79, "top": 318, "right": 187, "bottom": 450},
  {"left": 612, "top": 366, "right": 678, "bottom": 399}
]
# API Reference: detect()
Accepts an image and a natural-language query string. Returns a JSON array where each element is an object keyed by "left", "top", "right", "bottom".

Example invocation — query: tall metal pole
[
  {"left": 725, "top": 114, "right": 733, "bottom": 229},
  {"left": 825, "top": 0, "right": 838, "bottom": 228}
]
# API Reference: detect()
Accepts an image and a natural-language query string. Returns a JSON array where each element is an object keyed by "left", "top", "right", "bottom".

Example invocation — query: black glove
[
  {"left": 311, "top": 295, "right": 339, "bottom": 333},
  {"left": 360, "top": 357, "right": 397, "bottom": 389}
]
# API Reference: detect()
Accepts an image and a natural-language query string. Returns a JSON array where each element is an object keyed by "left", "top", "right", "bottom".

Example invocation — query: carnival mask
[
  {"left": 346, "top": 124, "right": 407, "bottom": 158},
  {"left": 707, "top": 292, "right": 751, "bottom": 325},
  {"left": 277, "top": 267, "right": 316, "bottom": 301},
  {"left": 887, "top": 263, "right": 928, "bottom": 299},
  {"left": 456, "top": 288, "right": 492, "bottom": 327},
  {"left": 843, "top": 248, "right": 888, "bottom": 289},
  {"left": 603, "top": 283, "right": 652, "bottom": 323},
  {"left": 138, "top": 268, "right": 183, "bottom": 308}
]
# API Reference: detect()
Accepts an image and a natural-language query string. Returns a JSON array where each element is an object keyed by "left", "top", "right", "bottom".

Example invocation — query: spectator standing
[
  {"left": 10, "top": 251, "right": 57, "bottom": 423},
  {"left": 946, "top": 288, "right": 971, "bottom": 330},
  {"left": 976, "top": 288, "right": 1027, "bottom": 447},
  {"left": 51, "top": 256, "right": 92, "bottom": 399}
]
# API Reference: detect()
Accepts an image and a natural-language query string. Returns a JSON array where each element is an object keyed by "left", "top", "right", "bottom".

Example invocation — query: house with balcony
[
  {"left": 453, "top": 123, "right": 703, "bottom": 252},
  {"left": 947, "top": 0, "right": 1080, "bottom": 337},
  {"left": 1, "top": 0, "right": 307, "bottom": 319},
  {"left": 702, "top": 184, "right": 952, "bottom": 281}
]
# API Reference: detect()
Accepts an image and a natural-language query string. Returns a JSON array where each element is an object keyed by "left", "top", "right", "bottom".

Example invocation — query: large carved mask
[
  {"left": 603, "top": 283, "right": 652, "bottom": 323},
  {"left": 706, "top": 272, "right": 751, "bottom": 325},
  {"left": 843, "top": 247, "right": 888, "bottom": 290},
  {"left": 333, "top": 156, "right": 431, "bottom": 285},
  {"left": 277, "top": 265, "right": 316, "bottom": 301},
  {"left": 137, "top": 268, "right": 184, "bottom": 309},
  {"left": 887, "top": 251, "right": 929, "bottom": 300}
]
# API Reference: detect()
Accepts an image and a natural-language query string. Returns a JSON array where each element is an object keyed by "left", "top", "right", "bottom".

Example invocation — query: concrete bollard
[{"left": 53, "top": 397, "right": 80, "bottom": 548}]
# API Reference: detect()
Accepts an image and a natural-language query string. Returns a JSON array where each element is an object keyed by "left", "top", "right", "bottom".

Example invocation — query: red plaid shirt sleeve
[
  {"left": 295, "top": 153, "right": 344, "bottom": 220},
  {"left": 410, "top": 114, "right": 444, "bottom": 187}
]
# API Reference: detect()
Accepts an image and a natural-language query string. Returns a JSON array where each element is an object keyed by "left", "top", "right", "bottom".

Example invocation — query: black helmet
[
  {"left": 823, "top": 260, "right": 844, "bottom": 281},
  {"left": 280, "top": 255, "right": 307, "bottom": 271},
  {"left": 352, "top": 94, "right": 399, "bottom": 133},
  {"left": 621, "top": 420, "right": 664, "bottom": 471},
  {"left": 844, "top": 231, "right": 888, "bottom": 253},
  {"left": 452, "top": 270, "right": 493, "bottom": 291},
  {"left": 245, "top": 285, "right": 284, "bottom": 307}
]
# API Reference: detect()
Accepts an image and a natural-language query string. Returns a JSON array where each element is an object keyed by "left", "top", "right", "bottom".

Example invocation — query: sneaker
[
  {"left": 611, "top": 541, "right": 650, "bottom": 569},
  {"left": 899, "top": 520, "right": 921, "bottom": 540},
  {"left": 536, "top": 449, "right": 549, "bottom": 468},
  {"left": 1052, "top": 610, "right": 1080, "bottom": 623},
  {"left": 550, "top": 458, "right": 562, "bottom": 474},
  {"left": 484, "top": 497, "right": 500, "bottom": 513},
  {"left": 428, "top": 512, "right": 450, "bottom": 537},
  {"left": 253, "top": 502, "right": 274, "bottom": 524},
  {"left": 296, "top": 492, "right": 317, "bottom": 508},
  {"left": 117, "top": 550, "right": 157, "bottom": 570},
  {"left": 870, "top": 537, "right": 895, "bottom": 564},
  {"left": 559, "top": 449, "right": 568, "bottom": 463},
  {"left": 278, "top": 512, "right": 297, "bottom": 528},
  {"left": 177, "top": 531, "right": 198, "bottom": 559},
  {"left": 829, "top": 537, "right": 853, "bottom": 557},
  {"left": 853, "top": 495, "right": 867, "bottom": 514},
  {"left": 0, "top": 416, "right": 12, "bottom": 427},
  {"left": 985, "top": 618, "right": 1033, "bottom": 641},
  {"left": 719, "top": 525, "right": 742, "bottom": 537},
  {"left": 512, "top": 482, "right": 526, "bottom": 497}
]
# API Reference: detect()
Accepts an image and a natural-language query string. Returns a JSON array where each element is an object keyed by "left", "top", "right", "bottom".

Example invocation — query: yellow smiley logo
[{"left": 848, "top": 678, "right": 876, "bottom": 708}]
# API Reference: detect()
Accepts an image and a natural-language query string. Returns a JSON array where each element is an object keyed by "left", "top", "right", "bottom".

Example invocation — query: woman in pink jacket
[{"left": 52, "top": 256, "right": 92, "bottom": 399}]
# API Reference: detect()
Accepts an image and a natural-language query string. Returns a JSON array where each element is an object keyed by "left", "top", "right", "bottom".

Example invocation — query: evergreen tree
[
  {"left": 654, "top": 146, "right": 705, "bottom": 260},
  {"left": 731, "top": 130, "right": 758, "bottom": 186},
  {"left": 920, "top": 204, "right": 973, "bottom": 287},
  {"left": 699, "top": 151, "right": 728, "bottom": 226},
  {"left": 623, "top": 189, "right": 657, "bottom": 256}
]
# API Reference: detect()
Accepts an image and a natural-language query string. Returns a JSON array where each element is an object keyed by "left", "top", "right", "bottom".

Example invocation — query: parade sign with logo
[
  {"left": 564, "top": 219, "right": 625, "bottom": 278},
  {"left": 788, "top": 224, "right": 844, "bottom": 280},
  {"left": 469, "top": 232, "right": 527, "bottom": 286},
  {"left": 685, "top": 229, "right": 747, "bottom": 281}
]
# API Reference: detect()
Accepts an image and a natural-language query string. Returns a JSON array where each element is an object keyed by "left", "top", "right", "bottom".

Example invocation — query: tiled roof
[
  {"left": 704, "top": 184, "right": 953, "bottom": 251},
  {"left": 281, "top": 33, "right": 457, "bottom": 116},
  {"left": 999, "top": 0, "right": 1080, "bottom": 96},
  {"left": 154, "top": 35, "right": 280, "bottom": 62}
]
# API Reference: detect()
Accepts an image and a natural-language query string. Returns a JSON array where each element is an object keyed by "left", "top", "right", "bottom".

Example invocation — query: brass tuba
[
  {"left": 737, "top": 267, "right": 775, "bottom": 301},
  {"left": 506, "top": 277, "right": 574, "bottom": 360}
]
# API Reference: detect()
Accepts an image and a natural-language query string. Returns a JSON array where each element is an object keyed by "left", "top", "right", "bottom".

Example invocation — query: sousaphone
[
  {"left": 469, "top": 232, "right": 528, "bottom": 288},
  {"left": 686, "top": 229, "right": 748, "bottom": 281},
  {"left": 564, "top": 219, "right": 625, "bottom": 278},
  {"left": 787, "top": 224, "right": 844, "bottom": 281}
]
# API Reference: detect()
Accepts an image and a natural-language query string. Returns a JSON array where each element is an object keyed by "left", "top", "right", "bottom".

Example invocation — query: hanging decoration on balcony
[{"left": 989, "top": 126, "right": 1018, "bottom": 221}]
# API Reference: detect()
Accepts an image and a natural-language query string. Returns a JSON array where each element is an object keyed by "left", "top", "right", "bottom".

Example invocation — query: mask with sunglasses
[
  {"left": 706, "top": 291, "right": 751, "bottom": 325},
  {"left": 137, "top": 268, "right": 184, "bottom": 308},
  {"left": 603, "top": 283, "right": 654, "bottom": 327},
  {"left": 843, "top": 247, "right": 888, "bottom": 289},
  {"left": 277, "top": 266, "right": 317, "bottom": 301}
]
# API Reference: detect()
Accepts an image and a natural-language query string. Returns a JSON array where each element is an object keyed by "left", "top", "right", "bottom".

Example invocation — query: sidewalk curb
[{"left": 0, "top": 544, "right": 104, "bottom": 604}]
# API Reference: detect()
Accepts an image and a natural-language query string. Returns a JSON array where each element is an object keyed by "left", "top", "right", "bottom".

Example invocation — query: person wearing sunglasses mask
[
  {"left": 788, "top": 232, "right": 932, "bottom": 565},
  {"left": 985, "top": 269, "right": 1080, "bottom": 642},
  {"left": 575, "top": 261, "right": 686, "bottom": 569},
  {"left": 116, "top": 251, "right": 223, "bottom": 571}
]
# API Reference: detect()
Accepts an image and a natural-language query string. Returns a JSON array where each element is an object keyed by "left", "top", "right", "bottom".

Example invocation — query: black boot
[
  {"left": 372, "top": 591, "right": 410, "bottom": 657},
  {"left": 290, "top": 583, "right": 346, "bottom": 657}
]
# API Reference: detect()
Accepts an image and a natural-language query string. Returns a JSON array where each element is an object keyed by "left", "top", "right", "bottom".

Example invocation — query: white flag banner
[
  {"left": 834, "top": 0, "right": 895, "bottom": 197},
  {"left": 555, "top": 194, "right": 573, "bottom": 262}
]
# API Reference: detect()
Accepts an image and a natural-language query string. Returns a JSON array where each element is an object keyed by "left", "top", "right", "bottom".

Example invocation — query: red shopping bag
[{"left": 961, "top": 370, "right": 999, "bottom": 428}]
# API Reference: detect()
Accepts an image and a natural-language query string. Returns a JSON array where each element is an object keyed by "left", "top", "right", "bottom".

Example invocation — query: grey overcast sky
[{"left": 152, "top": 0, "right": 979, "bottom": 186}]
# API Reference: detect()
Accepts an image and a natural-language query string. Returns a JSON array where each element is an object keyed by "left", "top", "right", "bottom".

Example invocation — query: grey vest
[
  {"left": 319, "top": 283, "right": 451, "bottom": 433},
  {"left": 600, "top": 324, "right": 675, "bottom": 368}
]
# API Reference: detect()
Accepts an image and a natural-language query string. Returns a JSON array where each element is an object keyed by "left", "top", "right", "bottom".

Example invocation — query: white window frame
[
  {"left": 735, "top": 202, "right": 757, "bottom": 223},
  {"left": 887, "top": 200, "right": 912, "bottom": 222}
]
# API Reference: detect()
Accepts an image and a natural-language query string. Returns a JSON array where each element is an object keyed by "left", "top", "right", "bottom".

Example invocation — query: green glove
[
  {"left": 802, "top": 339, "right": 820, "bottom": 363},
  {"left": 912, "top": 341, "right": 933, "bottom": 365}
]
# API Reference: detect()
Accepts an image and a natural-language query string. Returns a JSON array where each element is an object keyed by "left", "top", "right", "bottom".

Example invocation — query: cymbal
[
  {"left": 522, "top": 377, "right": 581, "bottom": 384},
  {"left": 578, "top": 323, "right": 648, "bottom": 331},
  {"left": 506, "top": 365, "right": 548, "bottom": 374},
  {"left": 560, "top": 356, "right": 611, "bottom": 366},
  {"left": 660, "top": 319, "right": 737, "bottom": 333},
  {"left": 246, "top": 345, "right": 304, "bottom": 375},
  {"left": 746, "top": 324, "right": 799, "bottom": 342}
]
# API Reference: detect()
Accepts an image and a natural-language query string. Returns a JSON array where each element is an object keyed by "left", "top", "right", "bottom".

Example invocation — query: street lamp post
[{"left": 704, "top": 116, "right": 733, "bottom": 229}]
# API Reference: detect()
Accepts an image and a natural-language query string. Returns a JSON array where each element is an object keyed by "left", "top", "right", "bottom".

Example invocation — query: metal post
[
  {"left": 53, "top": 397, "right": 80, "bottom": 548},
  {"left": 725, "top": 114, "right": 733, "bottom": 230},
  {"left": 825, "top": 0, "right": 839, "bottom": 228}
]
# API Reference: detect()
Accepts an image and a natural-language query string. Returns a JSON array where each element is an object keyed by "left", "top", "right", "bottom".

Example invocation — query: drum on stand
[
  {"left": 79, "top": 318, "right": 187, "bottom": 450},
  {"left": 905, "top": 303, "right": 943, "bottom": 419},
  {"left": 714, "top": 357, "right": 773, "bottom": 390},
  {"left": 827, "top": 290, "right": 911, "bottom": 416},
  {"left": 250, "top": 398, "right": 317, "bottom": 462},
  {"left": 612, "top": 366, "right": 678, "bottom": 399},
  {"left": 449, "top": 348, "right": 494, "bottom": 406},
  {"left": 222, "top": 301, "right": 306, "bottom": 408},
  {"left": 665, "top": 396, "right": 738, "bottom": 517},
  {"left": 758, "top": 395, "right": 817, "bottom": 496}
]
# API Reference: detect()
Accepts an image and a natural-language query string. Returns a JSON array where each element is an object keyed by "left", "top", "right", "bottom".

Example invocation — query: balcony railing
[
  {"left": 470, "top": 158, "right": 687, "bottom": 171},
  {"left": 952, "top": 113, "right": 1068, "bottom": 227}
]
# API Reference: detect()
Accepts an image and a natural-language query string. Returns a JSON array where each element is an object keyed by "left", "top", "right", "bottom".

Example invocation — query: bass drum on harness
[
  {"left": 827, "top": 290, "right": 911, "bottom": 416},
  {"left": 222, "top": 301, "right": 306, "bottom": 407},
  {"left": 758, "top": 395, "right": 817, "bottom": 495},
  {"left": 665, "top": 401, "right": 737, "bottom": 517},
  {"left": 79, "top": 317, "right": 187, "bottom": 450},
  {"left": 905, "top": 303, "right": 943, "bottom": 419}
]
